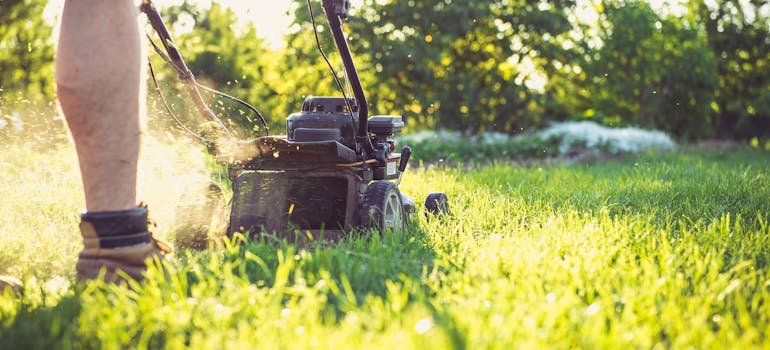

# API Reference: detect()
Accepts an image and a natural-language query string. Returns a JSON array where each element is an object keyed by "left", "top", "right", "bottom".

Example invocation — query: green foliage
[
  {"left": 394, "top": 122, "right": 678, "bottom": 165},
  {"left": 0, "top": 0, "right": 55, "bottom": 105},
  {"left": 1, "top": 0, "right": 769, "bottom": 143},
  {"left": 548, "top": 1, "right": 718, "bottom": 140},
  {"left": 274, "top": 1, "right": 353, "bottom": 124},
  {"left": 690, "top": 0, "right": 770, "bottom": 139},
  {"left": 396, "top": 131, "right": 562, "bottom": 164},
  {"left": 597, "top": 2, "right": 717, "bottom": 140},
  {"left": 340, "top": 0, "right": 576, "bottom": 133},
  {"left": 2, "top": 147, "right": 770, "bottom": 348},
  {"left": 0, "top": 0, "right": 60, "bottom": 141},
  {"left": 149, "top": 1, "right": 278, "bottom": 136}
]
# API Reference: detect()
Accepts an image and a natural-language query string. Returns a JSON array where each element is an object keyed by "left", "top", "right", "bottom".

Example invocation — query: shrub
[
  {"left": 396, "top": 121, "right": 676, "bottom": 164},
  {"left": 536, "top": 121, "right": 677, "bottom": 155}
]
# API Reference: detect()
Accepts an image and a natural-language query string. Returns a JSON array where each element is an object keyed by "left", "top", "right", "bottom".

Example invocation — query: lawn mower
[{"left": 140, "top": 0, "right": 448, "bottom": 241}]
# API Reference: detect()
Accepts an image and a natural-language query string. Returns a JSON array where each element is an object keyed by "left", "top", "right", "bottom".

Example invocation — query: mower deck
[
  {"left": 228, "top": 166, "right": 363, "bottom": 241},
  {"left": 227, "top": 135, "right": 374, "bottom": 240},
  {"left": 226, "top": 136, "right": 357, "bottom": 169}
]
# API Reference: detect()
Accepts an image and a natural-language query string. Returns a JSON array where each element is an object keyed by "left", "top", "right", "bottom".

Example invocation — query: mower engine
[{"left": 226, "top": 96, "right": 415, "bottom": 240}]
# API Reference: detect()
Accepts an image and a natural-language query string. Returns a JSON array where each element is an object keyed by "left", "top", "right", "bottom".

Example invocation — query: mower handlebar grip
[{"left": 399, "top": 146, "right": 412, "bottom": 172}]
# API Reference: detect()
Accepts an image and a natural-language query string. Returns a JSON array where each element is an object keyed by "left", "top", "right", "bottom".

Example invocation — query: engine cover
[{"left": 287, "top": 96, "right": 358, "bottom": 149}]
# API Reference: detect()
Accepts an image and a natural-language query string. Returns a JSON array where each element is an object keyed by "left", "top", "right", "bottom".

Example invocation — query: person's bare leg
[
  {"left": 56, "top": 0, "right": 141, "bottom": 212},
  {"left": 56, "top": 0, "right": 171, "bottom": 282}
]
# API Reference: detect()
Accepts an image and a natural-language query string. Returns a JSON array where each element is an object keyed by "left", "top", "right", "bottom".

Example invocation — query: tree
[
  {"left": 689, "top": 0, "right": 770, "bottom": 139},
  {"left": 0, "top": 0, "right": 57, "bottom": 137},
  {"left": 148, "top": 0, "right": 765, "bottom": 142},
  {"left": 595, "top": 1, "right": 715, "bottom": 139},
  {"left": 149, "top": 1, "right": 278, "bottom": 136},
  {"left": 545, "top": 1, "right": 718, "bottom": 140},
  {"left": 285, "top": 0, "right": 576, "bottom": 134}
]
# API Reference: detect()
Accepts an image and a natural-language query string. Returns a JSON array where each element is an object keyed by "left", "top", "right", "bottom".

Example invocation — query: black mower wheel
[
  {"left": 425, "top": 192, "right": 449, "bottom": 215},
  {"left": 360, "top": 181, "right": 404, "bottom": 232}
]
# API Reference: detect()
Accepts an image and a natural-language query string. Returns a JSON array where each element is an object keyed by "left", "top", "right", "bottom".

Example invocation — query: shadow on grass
[{"left": 206, "top": 219, "right": 440, "bottom": 303}]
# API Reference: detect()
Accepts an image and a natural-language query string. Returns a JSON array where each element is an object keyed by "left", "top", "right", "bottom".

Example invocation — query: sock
[{"left": 81, "top": 206, "right": 150, "bottom": 248}]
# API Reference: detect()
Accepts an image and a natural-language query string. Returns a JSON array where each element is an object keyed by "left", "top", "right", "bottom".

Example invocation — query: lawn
[{"left": 1, "top": 138, "right": 768, "bottom": 349}]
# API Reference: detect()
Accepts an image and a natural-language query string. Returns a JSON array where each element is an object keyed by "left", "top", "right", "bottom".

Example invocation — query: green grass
[{"left": 1, "top": 140, "right": 769, "bottom": 349}]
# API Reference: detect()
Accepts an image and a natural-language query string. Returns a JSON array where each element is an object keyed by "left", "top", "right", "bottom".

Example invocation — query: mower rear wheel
[
  {"left": 425, "top": 192, "right": 449, "bottom": 215},
  {"left": 360, "top": 181, "right": 404, "bottom": 232}
]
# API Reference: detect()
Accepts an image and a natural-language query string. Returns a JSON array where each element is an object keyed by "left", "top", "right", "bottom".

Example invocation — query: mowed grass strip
[{"left": 1, "top": 145, "right": 768, "bottom": 349}]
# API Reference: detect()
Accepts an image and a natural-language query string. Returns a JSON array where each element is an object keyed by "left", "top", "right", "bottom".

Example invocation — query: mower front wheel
[
  {"left": 360, "top": 181, "right": 404, "bottom": 232},
  {"left": 425, "top": 192, "right": 449, "bottom": 216}
]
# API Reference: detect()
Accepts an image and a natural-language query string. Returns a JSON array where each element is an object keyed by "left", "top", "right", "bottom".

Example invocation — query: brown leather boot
[{"left": 76, "top": 204, "right": 172, "bottom": 282}]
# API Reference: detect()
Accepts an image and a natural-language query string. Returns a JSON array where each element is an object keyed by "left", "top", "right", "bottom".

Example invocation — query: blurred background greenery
[{"left": 1, "top": 0, "right": 768, "bottom": 144}]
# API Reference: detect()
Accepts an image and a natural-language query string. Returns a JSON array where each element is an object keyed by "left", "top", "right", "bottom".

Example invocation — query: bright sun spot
[
  {"left": 44, "top": 0, "right": 297, "bottom": 48},
  {"left": 170, "top": 0, "right": 294, "bottom": 48}
]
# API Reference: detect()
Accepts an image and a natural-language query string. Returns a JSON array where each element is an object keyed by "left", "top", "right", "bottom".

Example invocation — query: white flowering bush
[
  {"left": 397, "top": 130, "right": 521, "bottom": 146},
  {"left": 395, "top": 121, "right": 676, "bottom": 163},
  {"left": 536, "top": 121, "right": 677, "bottom": 155}
]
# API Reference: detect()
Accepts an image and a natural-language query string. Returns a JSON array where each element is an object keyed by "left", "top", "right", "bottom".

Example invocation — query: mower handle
[
  {"left": 325, "top": 0, "right": 351, "bottom": 18},
  {"left": 321, "top": 0, "right": 375, "bottom": 157},
  {"left": 140, "top": 0, "right": 232, "bottom": 139}
]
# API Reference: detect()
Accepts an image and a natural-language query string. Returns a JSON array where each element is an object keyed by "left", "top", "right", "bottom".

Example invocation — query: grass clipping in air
[{"left": 0, "top": 133, "right": 223, "bottom": 279}]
